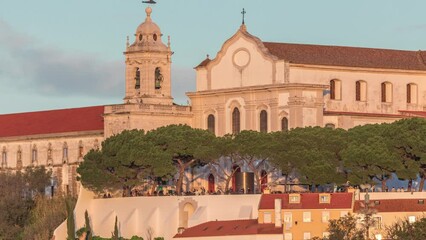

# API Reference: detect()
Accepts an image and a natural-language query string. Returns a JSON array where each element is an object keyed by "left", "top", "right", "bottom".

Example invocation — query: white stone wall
[{"left": 54, "top": 188, "right": 262, "bottom": 240}]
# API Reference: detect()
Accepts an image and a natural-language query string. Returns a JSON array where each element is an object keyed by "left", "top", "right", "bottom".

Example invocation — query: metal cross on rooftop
[{"left": 241, "top": 8, "right": 246, "bottom": 25}]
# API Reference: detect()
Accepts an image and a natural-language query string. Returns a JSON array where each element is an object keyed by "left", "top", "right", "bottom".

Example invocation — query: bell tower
[{"left": 124, "top": 7, "right": 173, "bottom": 105}]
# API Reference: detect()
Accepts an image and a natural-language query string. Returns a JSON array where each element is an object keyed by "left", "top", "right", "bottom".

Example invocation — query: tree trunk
[
  {"left": 176, "top": 168, "right": 185, "bottom": 195},
  {"left": 408, "top": 179, "right": 413, "bottom": 192},
  {"left": 283, "top": 174, "right": 288, "bottom": 193},
  {"left": 381, "top": 179, "right": 387, "bottom": 192},
  {"left": 419, "top": 177, "right": 425, "bottom": 192},
  {"left": 225, "top": 176, "right": 232, "bottom": 193}
]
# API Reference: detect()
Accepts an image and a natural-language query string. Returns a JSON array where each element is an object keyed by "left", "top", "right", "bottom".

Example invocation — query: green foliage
[
  {"left": 153, "top": 238, "right": 164, "bottom": 240},
  {"left": 91, "top": 236, "right": 143, "bottom": 240},
  {"left": 342, "top": 123, "right": 400, "bottom": 189},
  {"left": 112, "top": 216, "right": 119, "bottom": 240},
  {"left": 76, "top": 227, "right": 87, "bottom": 237},
  {"left": 22, "top": 195, "right": 75, "bottom": 240},
  {"left": 131, "top": 236, "right": 144, "bottom": 240},
  {"left": 85, "top": 210, "right": 92, "bottom": 240},
  {"left": 66, "top": 197, "right": 76, "bottom": 240},
  {"left": 78, "top": 129, "right": 175, "bottom": 194},
  {"left": 145, "top": 124, "right": 219, "bottom": 194},
  {"left": 0, "top": 167, "right": 52, "bottom": 239},
  {"left": 386, "top": 217, "right": 426, "bottom": 239},
  {"left": 325, "top": 213, "right": 364, "bottom": 240},
  {"left": 231, "top": 130, "right": 273, "bottom": 192}
]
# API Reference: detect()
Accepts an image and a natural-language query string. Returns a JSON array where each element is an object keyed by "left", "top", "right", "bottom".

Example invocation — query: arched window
[
  {"left": 94, "top": 139, "right": 100, "bottom": 150},
  {"left": 232, "top": 165, "right": 241, "bottom": 192},
  {"left": 381, "top": 82, "right": 392, "bottom": 103},
  {"left": 135, "top": 67, "right": 140, "bottom": 89},
  {"left": 407, "top": 83, "right": 418, "bottom": 104},
  {"left": 78, "top": 141, "right": 84, "bottom": 158},
  {"left": 155, "top": 67, "right": 163, "bottom": 90},
  {"left": 47, "top": 143, "right": 53, "bottom": 165},
  {"left": 261, "top": 170, "right": 268, "bottom": 193},
  {"left": 330, "top": 79, "right": 341, "bottom": 100},
  {"left": 32, "top": 145, "right": 38, "bottom": 164},
  {"left": 1, "top": 147, "right": 7, "bottom": 168},
  {"left": 62, "top": 142, "right": 68, "bottom": 163},
  {"left": 207, "top": 114, "right": 215, "bottom": 134},
  {"left": 260, "top": 110, "right": 267, "bottom": 133},
  {"left": 232, "top": 107, "right": 240, "bottom": 134},
  {"left": 355, "top": 80, "right": 367, "bottom": 101},
  {"left": 325, "top": 123, "right": 335, "bottom": 129},
  {"left": 16, "top": 147, "right": 22, "bottom": 170},
  {"left": 281, "top": 117, "right": 289, "bottom": 131},
  {"left": 208, "top": 174, "right": 215, "bottom": 193}
]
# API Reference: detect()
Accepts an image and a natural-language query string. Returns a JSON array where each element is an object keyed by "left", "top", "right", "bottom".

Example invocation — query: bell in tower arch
[
  {"left": 135, "top": 67, "right": 141, "bottom": 89},
  {"left": 155, "top": 67, "right": 163, "bottom": 90}
]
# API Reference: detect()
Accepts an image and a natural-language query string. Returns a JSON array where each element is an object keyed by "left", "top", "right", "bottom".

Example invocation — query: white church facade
[{"left": 1, "top": 7, "right": 426, "bottom": 196}]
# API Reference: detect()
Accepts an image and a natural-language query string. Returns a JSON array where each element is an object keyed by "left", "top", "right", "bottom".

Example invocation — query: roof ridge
[
  {"left": 417, "top": 50, "right": 426, "bottom": 66},
  {"left": 0, "top": 105, "right": 104, "bottom": 116},
  {"left": 263, "top": 41, "right": 418, "bottom": 53}
]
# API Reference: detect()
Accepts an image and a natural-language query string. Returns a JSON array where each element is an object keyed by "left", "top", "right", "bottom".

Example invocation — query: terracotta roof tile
[
  {"left": 173, "top": 219, "right": 282, "bottom": 238},
  {"left": 354, "top": 199, "right": 426, "bottom": 213},
  {"left": 0, "top": 106, "right": 104, "bottom": 138},
  {"left": 263, "top": 42, "right": 426, "bottom": 71},
  {"left": 259, "top": 193, "right": 353, "bottom": 210}
]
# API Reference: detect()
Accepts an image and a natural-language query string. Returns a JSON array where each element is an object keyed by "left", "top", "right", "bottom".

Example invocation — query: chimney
[{"left": 274, "top": 198, "right": 282, "bottom": 228}]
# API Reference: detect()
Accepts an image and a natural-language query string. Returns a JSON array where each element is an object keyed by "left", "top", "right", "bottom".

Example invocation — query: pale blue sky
[{"left": 1, "top": 0, "right": 425, "bottom": 114}]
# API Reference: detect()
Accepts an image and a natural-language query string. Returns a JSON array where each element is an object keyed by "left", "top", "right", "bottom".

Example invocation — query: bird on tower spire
[{"left": 142, "top": 0, "right": 157, "bottom": 4}]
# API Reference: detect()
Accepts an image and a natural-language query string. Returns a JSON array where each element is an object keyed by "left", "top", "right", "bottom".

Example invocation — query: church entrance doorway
[
  {"left": 208, "top": 174, "right": 215, "bottom": 193},
  {"left": 232, "top": 165, "right": 241, "bottom": 192},
  {"left": 261, "top": 170, "right": 268, "bottom": 193}
]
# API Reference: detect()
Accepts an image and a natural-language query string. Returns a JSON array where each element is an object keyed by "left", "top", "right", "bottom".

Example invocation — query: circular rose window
[{"left": 233, "top": 49, "right": 250, "bottom": 68}]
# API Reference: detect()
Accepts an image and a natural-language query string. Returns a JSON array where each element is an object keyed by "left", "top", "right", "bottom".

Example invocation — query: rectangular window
[
  {"left": 284, "top": 233, "right": 293, "bottom": 240},
  {"left": 303, "top": 212, "right": 311, "bottom": 222},
  {"left": 263, "top": 212, "right": 272, "bottom": 224},
  {"left": 284, "top": 212, "right": 292, "bottom": 229},
  {"left": 303, "top": 232, "right": 311, "bottom": 240},
  {"left": 322, "top": 211, "right": 330, "bottom": 223},
  {"left": 374, "top": 216, "right": 382, "bottom": 229},
  {"left": 289, "top": 194, "right": 300, "bottom": 203},
  {"left": 319, "top": 194, "right": 330, "bottom": 203}
]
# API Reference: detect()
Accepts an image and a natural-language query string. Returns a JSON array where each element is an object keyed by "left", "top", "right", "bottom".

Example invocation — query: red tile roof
[
  {"left": 259, "top": 193, "right": 353, "bottom": 210},
  {"left": 174, "top": 219, "right": 282, "bottom": 238},
  {"left": 0, "top": 106, "right": 104, "bottom": 138},
  {"left": 354, "top": 199, "right": 426, "bottom": 213},
  {"left": 263, "top": 42, "right": 426, "bottom": 71}
]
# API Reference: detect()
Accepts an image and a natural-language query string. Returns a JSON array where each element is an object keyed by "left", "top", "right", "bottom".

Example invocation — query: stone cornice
[
  {"left": 187, "top": 83, "right": 327, "bottom": 98},
  {"left": 290, "top": 63, "right": 426, "bottom": 75},
  {"left": 0, "top": 130, "right": 103, "bottom": 142}
]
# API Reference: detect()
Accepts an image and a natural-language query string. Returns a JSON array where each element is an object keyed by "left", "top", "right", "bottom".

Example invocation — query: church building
[{"left": 1, "top": 7, "right": 426, "bottom": 196}]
